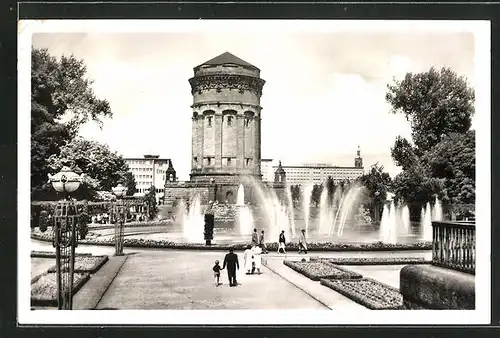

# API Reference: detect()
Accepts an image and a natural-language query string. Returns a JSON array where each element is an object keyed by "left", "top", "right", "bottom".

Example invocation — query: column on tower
[
  {"left": 254, "top": 110, "right": 261, "bottom": 176},
  {"left": 214, "top": 111, "right": 223, "bottom": 169},
  {"left": 236, "top": 110, "right": 245, "bottom": 171}
]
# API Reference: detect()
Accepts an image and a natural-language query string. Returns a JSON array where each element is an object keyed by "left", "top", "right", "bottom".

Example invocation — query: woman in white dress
[
  {"left": 252, "top": 245, "right": 262, "bottom": 274},
  {"left": 243, "top": 245, "right": 254, "bottom": 274}
]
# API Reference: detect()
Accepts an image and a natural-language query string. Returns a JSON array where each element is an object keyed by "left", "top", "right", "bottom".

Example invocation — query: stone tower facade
[{"left": 188, "top": 52, "right": 265, "bottom": 184}]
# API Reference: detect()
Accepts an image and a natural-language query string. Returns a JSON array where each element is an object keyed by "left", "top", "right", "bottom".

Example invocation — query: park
[{"left": 29, "top": 46, "right": 476, "bottom": 314}]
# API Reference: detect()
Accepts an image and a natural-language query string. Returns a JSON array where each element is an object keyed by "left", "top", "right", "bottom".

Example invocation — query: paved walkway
[
  {"left": 95, "top": 251, "right": 328, "bottom": 310},
  {"left": 30, "top": 239, "right": 432, "bottom": 310}
]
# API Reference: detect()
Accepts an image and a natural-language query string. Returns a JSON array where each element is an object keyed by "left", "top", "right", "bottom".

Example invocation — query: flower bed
[
  {"left": 31, "top": 250, "right": 92, "bottom": 259},
  {"left": 47, "top": 255, "right": 108, "bottom": 274},
  {"left": 31, "top": 272, "right": 90, "bottom": 307},
  {"left": 32, "top": 230, "right": 432, "bottom": 252},
  {"left": 313, "top": 257, "right": 431, "bottom": 266},
  {"left": 283, "top": 260, "right": 363, "bottom": 281},
  {"left": 320, "top": 278, "right": 404, "bottom": 310}
]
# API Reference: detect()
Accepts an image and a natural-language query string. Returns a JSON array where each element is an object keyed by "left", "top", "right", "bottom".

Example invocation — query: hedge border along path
[
  {"left": 31, "top": 250, "right": 93, "bottom": 259},
  {"left": 312, "top": 257, "right": 432, "bottom": 266},
  {"left": 31, "top": 272, "right": 91, "bottom": 307},
  {"left": 320, "top": 277, "right": 404, "bottom": 310},
  {"left": 283, "top": 260, "right": 363, "bottom": 281},
  {"left": 47, "top": 255, "right": 109, "bottom": 274},
  {"left": 31, "top": 230, "right": 433, "bottom": 252}
]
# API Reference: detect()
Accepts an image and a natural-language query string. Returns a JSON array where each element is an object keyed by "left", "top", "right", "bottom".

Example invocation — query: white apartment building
[
  {"left": 260, "top": 158, "right": 276, "bottom": 182},
  {"left": 274, "top": 164, "right": 364, "bottom": 185},
  {"left": 123, "top": 155, "right": 172, "bottom": 199},
  {"left": 261, "top": 147, "right": 365, "bottom": 185}
]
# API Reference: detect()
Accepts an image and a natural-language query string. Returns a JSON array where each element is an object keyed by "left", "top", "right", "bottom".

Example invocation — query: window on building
[
  {"left": 207, "top": 157, "right": 212, "bottom": 166},
  {"left": 227, "top": 157, "right": 232, "bottom": 166},
  {"left": 194, "top": 156, "right": 198, "bottom": 164},
  {"left": 207, "top": 116, "right": 213, "bottom": 127},
  {"left": 245, "top": 118, "right": 250, "bottom": 128},
  {"left": 227, "top": 116, "right": 233, "bottom": 127},
  {"left": 245, "top": 158, "right": 252, "bottom": 166}
]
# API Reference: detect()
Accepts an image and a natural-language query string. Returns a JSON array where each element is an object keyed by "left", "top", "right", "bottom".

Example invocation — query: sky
[{"left": 32, "top": 24, "right": 476, "bottom": 181}]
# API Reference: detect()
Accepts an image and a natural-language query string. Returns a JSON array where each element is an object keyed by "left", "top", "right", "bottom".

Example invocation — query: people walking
[
  {"left": 253, "top": 245, "right": 263, "bottom": 274},
  {"left": 213, "top": 260, "right": 222, "bottom": 286},
  {"left": 278, "top": 230, "right": 287, "bottom": 254},
  {"left": 259, "top": 230, "right": 268, "bottom": 254},
  {"left": 222, "top": 247, "right": 239, "bottom": 287},
  {"left": 251, "top": 228, "right": 259, "bottom": 247},
  {"left": 298, "top": 229, "right": 308, "bottom": 254},
  {"left": 243, "top": 245, "right": 254, "bottom": 274}
]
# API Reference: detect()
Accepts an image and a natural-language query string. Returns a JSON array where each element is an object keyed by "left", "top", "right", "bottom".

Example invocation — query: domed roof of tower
[
  {"left": 275, "top": 161, "right": 286, "bottom": 174},
  {"left": 166, "top": 160, "right": 176, "bottom": 174},
  {"left": 197, "top": 52, "right": 259, "bottom": 70}
]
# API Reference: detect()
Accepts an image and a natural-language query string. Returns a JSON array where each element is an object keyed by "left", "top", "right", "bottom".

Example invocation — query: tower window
[
  {"left": 194, "top": 156, "right": 198, "bottom": 164},
  {"left": 227, "top": 116, "right": 233, "bottom": 127},
  {"left": 245, "top": 118, "right": 251, "bottom": 128},
  {"left": 207, "top": 116, "right": 212, "bottom": 127},
  {"left": 245, "top": 158, "right": 252, "bottom": 166}
]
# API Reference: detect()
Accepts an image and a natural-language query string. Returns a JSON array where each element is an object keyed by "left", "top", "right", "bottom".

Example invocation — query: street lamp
[
  {"left": 47, "top": 166, "right": 83, "bottom": 310},
  {"left": 112, "top": 184, "right": 128, "bottom": 256}
]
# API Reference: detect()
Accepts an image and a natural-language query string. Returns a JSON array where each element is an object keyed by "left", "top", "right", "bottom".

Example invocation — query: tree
[
  {"left": 31, "top": 48, "right": 112, "bottom": 191},
  {"left": 390, "top": 136, "right": 418, "bottom": 171},
  {"left": 120, "top": 171, "right": 137, "bottom": 196},
  {"left": 358, "top": 163, "right": 392, "bottom": 221},
  {"left": 386, "top": 67, "right": 474, "bottom": 154},
  {"left": 143, "top": 186, "right": 158, "bottom": 220},
  {"left": 46, "top": 138, "right": 133, "bottom": 194},
  {"left": 290, "top": 185, "right": 301, "bottom": 207},
  {"left": 326, "top": 176, "right": 335, "bottom": 205},
  {"left": 421, "top": 130, "right": 475, "bottom": 205},
  {"left": 311, "top": 184, "right": 323, "bottom": 207}
]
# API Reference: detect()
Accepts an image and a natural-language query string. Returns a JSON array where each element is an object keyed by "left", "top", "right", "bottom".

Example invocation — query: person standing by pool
[
  {"left": 243, "top": 245, "right": 254, "bottom": 274},
  {"left": 251, "top": 228, "right": 259, "bottom": 247},
  {"left": 222, "top": 247, "right": 239, "bottom": 287},
  {"left": 278, "top": 230, "right": 287, "bottom": 254},
  {"left": 298, "top": 229, "right": 308, "bottom": 254},
  {"left": 252, "top": 245, "right": 263, "bottom": 274},
  {"left": 259, "top": 230, "right": 268, "bottom": 254}
]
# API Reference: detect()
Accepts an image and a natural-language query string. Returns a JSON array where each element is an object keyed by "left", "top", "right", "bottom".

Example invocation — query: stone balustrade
[{"left": 432, "top": 221, "right": 475, "bottom": 274}]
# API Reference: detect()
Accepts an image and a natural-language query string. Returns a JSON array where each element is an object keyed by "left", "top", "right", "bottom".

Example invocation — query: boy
[{"left": 213, "top": 260, "right": 222, "bottom": 286}]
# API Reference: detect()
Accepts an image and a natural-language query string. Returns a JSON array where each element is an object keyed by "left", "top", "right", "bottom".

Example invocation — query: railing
[{"left": 432, "top": 221, "right": 475, "bottom": 274}]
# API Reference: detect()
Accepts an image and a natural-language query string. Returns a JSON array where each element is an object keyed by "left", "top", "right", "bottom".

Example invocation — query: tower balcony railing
[{"left": 432, "top": 221, "right": 475, "bottom": 275}]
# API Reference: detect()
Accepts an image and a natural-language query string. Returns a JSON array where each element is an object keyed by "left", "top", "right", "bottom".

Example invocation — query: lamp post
[
  {"left": 112, "top": 183, "right": 128, "bottom": 256},
  {"left": 47, "top": 166, "right": 83, "bottom": 310}
]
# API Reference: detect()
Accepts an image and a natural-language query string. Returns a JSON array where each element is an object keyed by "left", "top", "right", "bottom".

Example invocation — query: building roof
[
  {"left": 123, "top": 156, "right": 170, "bottom": 162},
  {"left": 197, "top": 52, "right": 259, "bottom": 70}
]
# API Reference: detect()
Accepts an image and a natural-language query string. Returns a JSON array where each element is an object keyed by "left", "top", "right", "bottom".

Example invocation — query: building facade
[
  {"left": 189, "top": 52, "right": 265, "bottom": 184},
  {"left": 124, "top": 155, "right": 176, "bottom": 200},
  {"left": 164, "top": 52, "right": 287, "bottom": 207},
  {"left": 260, "top": 158, "right": 276, "bottom": 182},
  {"left": 263, "top": 147, "right": 365, "bottom": 185}
]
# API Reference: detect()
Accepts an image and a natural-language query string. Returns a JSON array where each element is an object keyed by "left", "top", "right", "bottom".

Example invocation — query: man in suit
[{"left": 222, "top": 247, "right": 240, "bottom": 287}]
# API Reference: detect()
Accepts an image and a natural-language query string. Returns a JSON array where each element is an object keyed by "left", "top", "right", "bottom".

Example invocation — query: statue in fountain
[{"left": 204, "top": 201, "right": 215, "bottom": 245}]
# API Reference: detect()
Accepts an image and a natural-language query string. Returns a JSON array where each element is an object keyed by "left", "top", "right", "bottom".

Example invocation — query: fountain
[
  {"left": 336, "top": 185, "right": 363, "bottom": 237},
  {"left": 433, "top": 197, "right": 443, "bottom": 221},
  {"left": 285, "top": 183, "right": 296, "bottom": 238},
  {"left": 237, "top": 184, "right": 245, "bottom": 206},
  {"left": 302, "top": 184, "right": 313, "bottom": 235},
  {"left": 379, "top": 200, "right": 397, "bottom": 244},
  {"left": 318, "top": 183, "right": 331, "bottom": 235},
  {"left": 180, "top": 194, "right": 204, "bottom": 243},
  {"left": 401, "top": 204, "right": 410, "bottom": 232},
  {"left": 421, "top": 202, "right": 433, "bottom": 241}
]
